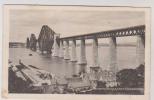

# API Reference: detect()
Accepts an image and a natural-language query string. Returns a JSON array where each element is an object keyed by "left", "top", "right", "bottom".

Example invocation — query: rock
[{"left": 29, "top": 54, "right": 33, "bottom": 56}]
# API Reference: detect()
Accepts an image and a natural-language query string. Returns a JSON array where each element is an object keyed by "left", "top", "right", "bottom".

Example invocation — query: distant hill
[{"left": 9, "top": 42, "right": 26, "bottom": 48}]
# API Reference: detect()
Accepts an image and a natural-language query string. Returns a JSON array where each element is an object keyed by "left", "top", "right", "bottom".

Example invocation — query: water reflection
[{"left": 9, "top": 45, "right": 137, "bottom": 78}]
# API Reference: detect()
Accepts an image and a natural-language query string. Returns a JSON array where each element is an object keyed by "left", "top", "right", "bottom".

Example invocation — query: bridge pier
[
  {"left": 136, "top": 35, "right": 145, "bottom": 66},
  {"left": 58, "top": 25, "right": 145, "bottom": 74},
  {"left": 109, "top": 37, "right": 118, "bottom": 73},
  {"left": 92, "top": 37, "right": 99, "bottom": 67},
  {"left": 59, "top": 40, "right": 64, "bottom": 58},
  {"left": 78, "top": 38, "right": 87, "bottom": 65},
  {"left": 70, "top": 39, "right": 77, "bottom": 62},
  {"left": 64, "top": 40, "right": 70, "bottom": 60},
  {"left": 53, "top": 34, "right": 60, "bottom": 57}
]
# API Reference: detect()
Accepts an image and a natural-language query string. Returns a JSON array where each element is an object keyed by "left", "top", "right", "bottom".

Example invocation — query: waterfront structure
[
  {"left": 27, "top": 25, "right": 145, "bottom": 71},
  {"left": 50, "top": 25, "right": 145, "bottom": 88},
  {"left": 26, "top": 25, "right": 145, "bottom": 87},
  {"left": 56, "top": 25, "right": 145, "bottom": 76},
  {"left": 37, "top": 25, "right": 55, "bottom": 54}
]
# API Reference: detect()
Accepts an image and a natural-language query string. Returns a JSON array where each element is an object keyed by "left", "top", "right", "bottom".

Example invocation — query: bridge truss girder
[{"left": 60, "top": 25, "right": 145, "bottom": 41}]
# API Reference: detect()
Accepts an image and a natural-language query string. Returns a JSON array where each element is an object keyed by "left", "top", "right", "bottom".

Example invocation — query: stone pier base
[
  {"left": 78, "top": 38, "right": 87, "bottom": 65},
  {"left": 136, "top": 35, "right": 145, "bottom": 66},
  {"left": 64, "top": 40, "right": 70, "bottom": 60},
  {"left": 109, "top": 37, "right": 118, "bottom": 73},
  {"left": 59, "top": 41, "right": 64, "bottom": 58},
  {"left": 70, "top": 40, "right": 77, "bottom": 62},
  {"left": 92, "top": 37, "right": 99, "bottom": 67}
]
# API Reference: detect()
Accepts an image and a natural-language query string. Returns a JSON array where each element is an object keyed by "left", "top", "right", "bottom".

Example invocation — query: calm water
[{"left": 9, "top": 46, "right": 138, "bottom": 77}]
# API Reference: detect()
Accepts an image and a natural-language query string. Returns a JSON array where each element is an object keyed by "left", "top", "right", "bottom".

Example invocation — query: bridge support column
[
  {"left": 92, "top": 37, "right": 99, "bottom": 67},
  {"left": 70, "top": 39, "right": 77, "bottom": 62},
  {"left": 109, "top": 37, "right": 118, "bottom": 73},
  {"left": 78, "top": 38, "right": 87, "bottom": 65},
  {"left": 136, "top": 35, "right": 145, "bottom": 66},
  {"left": 64, "top": 40, "right": 70, "bottom": 60},
  {"left": 59, "top": 40, "right": 64, "bottom": 58},
  {"left": 53, "top": 34, "right": 60, "bottom": 57}
]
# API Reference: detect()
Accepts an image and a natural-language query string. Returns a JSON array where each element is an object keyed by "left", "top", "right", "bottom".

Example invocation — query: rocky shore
[{"left": 8, "top": 60, "right": 144, "bottom": 94}]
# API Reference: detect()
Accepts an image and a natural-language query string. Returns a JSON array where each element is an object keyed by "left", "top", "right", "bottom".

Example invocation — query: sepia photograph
[{"left": 2, "top": 5, "right": 151, "bottom": 99}]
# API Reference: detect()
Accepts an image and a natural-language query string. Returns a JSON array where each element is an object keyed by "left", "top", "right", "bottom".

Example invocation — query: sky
[{"left": 9, "top": 7, "right": 145, "bottom": 43}]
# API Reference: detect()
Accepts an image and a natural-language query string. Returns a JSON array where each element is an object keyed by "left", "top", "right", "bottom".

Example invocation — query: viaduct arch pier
[{"left": 52, "top": 25, "right": 145, "bottom": 74}]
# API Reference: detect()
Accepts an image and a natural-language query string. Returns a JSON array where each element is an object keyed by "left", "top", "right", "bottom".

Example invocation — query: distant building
[{"left": 37, "top": 25, "right": 55, "bottom": 54}]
